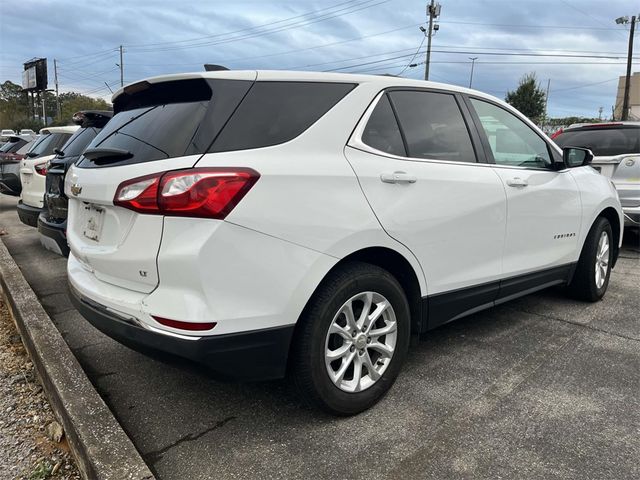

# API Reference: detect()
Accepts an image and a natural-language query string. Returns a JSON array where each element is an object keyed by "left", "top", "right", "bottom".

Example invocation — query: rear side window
[
  {"left": 388, "top": 91, "right": 476, "bottom": 163},
  {"left": 59, "top": 127, "right": 101, "bottom": 158},
  {"left": 210, "top": 82, "right": 355, "bottom": 152},
  {"left": 554, "top": 127, "right": 640, "bottom": 156},
  {"left": 361, "top": 94, "right": 406, "bottom": 156}
]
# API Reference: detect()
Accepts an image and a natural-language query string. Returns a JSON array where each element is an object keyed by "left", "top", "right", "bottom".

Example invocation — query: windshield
[
  {"left": 554, "top": 127, "right": 640, "bottom": 156},
  {"left": 58, "top": 127, "right": 101, "bottom": 158}
]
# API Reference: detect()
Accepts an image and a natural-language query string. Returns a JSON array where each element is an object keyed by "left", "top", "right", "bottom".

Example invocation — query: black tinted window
[
  {"left": 389, "top": 91, "right": 476, "bottom": 162},
  {"left": 77, "top": 78, "right": 252, "bottom": 168},
  {"left": 29, "top": 133, "right": 73, "bottom": 157},
  {"left": 0, "top": 139, "right": 26, "bottom": 153},
  {"left": 362, "top": 94, "right": 406, "bottom": 156},
  {"left": 78, "top": 102, "right": 208, "bottom": 167},
  {"left": 211, "top": 82, "right": 355, "bottom": 152},
  {"left": 59, "top": 127, "right": 101, "bottom": 158},
  {"left": 554, "top": 127, "right": 640, "bottom": 156}
]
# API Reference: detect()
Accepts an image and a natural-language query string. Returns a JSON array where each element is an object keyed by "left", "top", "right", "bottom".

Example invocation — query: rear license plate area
[{"left": 83, "top": 204, "right": 105, "bottom": 242}]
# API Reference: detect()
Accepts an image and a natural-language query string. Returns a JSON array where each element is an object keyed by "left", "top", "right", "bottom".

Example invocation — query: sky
[{"left": 0, "top": 0, "right": 637, "bottom": 118}]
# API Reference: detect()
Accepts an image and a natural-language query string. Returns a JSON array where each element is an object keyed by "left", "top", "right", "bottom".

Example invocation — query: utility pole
[
  {"left": 119, "top": 45, "right": 124, "bottom": 87},
  {"left": 616, "top": 15, "right": 637, "bottom": 121},
  {"left": 543, "top": 78, "right": 551, "bottom": 127},
  {"left": 468, "top": 57, "right": 478, "bottom": 88},
  {"left": 53, "top": 59, "right": 61, "bottom": 121},
  {"left": 424, "top": 1, "right": 441, "bottom": 81}
]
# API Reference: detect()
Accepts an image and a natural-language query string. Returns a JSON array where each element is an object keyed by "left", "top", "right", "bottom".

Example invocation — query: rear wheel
[
  {"left": 567, "top": 217, "right": 613, "bottom": 302},
  {"left": 290, "top": 262, "right": 410, "bottom": 415}
]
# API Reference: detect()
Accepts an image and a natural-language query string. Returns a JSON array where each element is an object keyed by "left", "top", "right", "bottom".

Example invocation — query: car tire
[
  {"left": 290, "top": 261, "right": 411, "bottom": 416},
  {"left": 567, "top": 216, "right": 613, "bottom": 302}
]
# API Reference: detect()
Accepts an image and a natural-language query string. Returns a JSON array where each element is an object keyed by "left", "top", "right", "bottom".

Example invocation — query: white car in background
[
  {"left": 17, "top": 126, "right": 79, "bottom": 227},
  {"left": 66, "top": 71, "right": 623, "bottom": 415}
]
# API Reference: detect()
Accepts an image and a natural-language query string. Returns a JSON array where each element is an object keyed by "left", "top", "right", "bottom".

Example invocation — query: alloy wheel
[
  {"left": 324, "top": 291, "right": 397, "bottom": 393},
  {"left": 595, "top": 231, "right": 610, "bottom": 289}
]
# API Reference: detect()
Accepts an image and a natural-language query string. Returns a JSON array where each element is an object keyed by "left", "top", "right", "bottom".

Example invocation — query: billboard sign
[
  {"left": 22, "top": 58, "right": 47, "bottom": 91},
  {"left": 22, "top": 66, "right": 37, "bottom": 90}
]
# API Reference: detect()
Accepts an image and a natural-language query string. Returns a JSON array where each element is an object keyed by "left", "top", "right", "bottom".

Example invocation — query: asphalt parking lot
[{"left": 1, "top": 193, "right": 639, "bottom": 480}]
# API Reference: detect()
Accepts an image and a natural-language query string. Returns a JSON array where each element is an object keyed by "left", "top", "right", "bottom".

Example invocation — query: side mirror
[{"left": 563, "top": 147, "right": 593, "bottom": 168}]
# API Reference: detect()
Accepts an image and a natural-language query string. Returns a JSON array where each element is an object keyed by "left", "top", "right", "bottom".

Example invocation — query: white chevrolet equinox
[{"left": 65, "top": 71, "right": 623, "bottom": 415}]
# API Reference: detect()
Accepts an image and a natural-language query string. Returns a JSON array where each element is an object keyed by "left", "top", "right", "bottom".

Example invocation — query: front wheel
[
  {"left": 567, "top": 217, "right": 613, "bottom": 302},
  {"left": 290, "top": 262, "right": 411, "bottom": 416}
]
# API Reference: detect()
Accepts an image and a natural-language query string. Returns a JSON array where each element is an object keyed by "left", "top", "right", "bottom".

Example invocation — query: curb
[{"left": 0, "top": 239, "right": 155, "bottom": 480}]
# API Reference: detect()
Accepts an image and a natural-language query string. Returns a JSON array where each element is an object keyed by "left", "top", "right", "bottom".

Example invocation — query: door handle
[
  {"left": 380, "top": 171, "right": 417, "bottom": 184},
  {"left": 506, "top": 177, "right": 528, "bottom": 187}
]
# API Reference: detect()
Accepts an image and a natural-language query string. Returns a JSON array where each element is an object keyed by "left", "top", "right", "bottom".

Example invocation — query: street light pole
[
  {"left": 424, "top": 1, "right": 441, "bottom": 81},
  {"left": 468, "top": 57, "right": 478, "bottom": 88}
]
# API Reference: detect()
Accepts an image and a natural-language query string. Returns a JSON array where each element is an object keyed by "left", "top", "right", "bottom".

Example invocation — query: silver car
[{"left": 554, "top": 122, "right": 640, "bottom": 228}]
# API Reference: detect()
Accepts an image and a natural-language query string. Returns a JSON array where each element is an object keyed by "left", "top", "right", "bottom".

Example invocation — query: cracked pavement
[{"left": 1, "top": 193, "right": 639, "bottom": 480}]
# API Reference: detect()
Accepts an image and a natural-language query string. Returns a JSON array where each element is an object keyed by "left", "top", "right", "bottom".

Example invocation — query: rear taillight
[
  {"left": 34, "top": 163, "right": 47, "bottom": 176},
  {"left": 113, "top": 168, "right": 259, "bottom": 219},
  {"left": 550, "top": 128, "right": 563, "bottom": 140}
]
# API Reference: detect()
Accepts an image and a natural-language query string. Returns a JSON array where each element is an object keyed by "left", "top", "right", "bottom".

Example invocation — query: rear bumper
[
  {"left": 37, "top": 214, "right": 69, "bottom": 256},
  {"left": 16, "top": 200, "right": 42, "bottom": 228},
  {"left": 69, "top": 285, "right": 295, "bottom": 381}
]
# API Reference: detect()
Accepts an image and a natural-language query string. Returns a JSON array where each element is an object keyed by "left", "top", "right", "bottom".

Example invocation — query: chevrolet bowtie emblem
[{"left": 70, "top": 184, "right": 82, "bottom": 196}]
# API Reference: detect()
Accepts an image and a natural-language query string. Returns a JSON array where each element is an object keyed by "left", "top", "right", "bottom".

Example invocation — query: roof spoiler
[{"left": 72, "top": 110, "right": 113, "bottom": 128}]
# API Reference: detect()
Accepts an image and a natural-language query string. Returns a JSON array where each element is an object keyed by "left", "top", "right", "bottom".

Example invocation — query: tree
[
  {"left": 505, "top": 73, "right": 546, "bottom": 122},
  {"left": 0, "top": 81, "right": 30, "bottom": 129},
  {"left": 54, "top": 92, "right": 111, "bottom": 126}
]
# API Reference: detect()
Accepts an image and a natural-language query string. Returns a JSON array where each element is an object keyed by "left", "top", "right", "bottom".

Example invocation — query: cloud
[{"left": 0, "top": 0, "right": 635, "bottom": 117}]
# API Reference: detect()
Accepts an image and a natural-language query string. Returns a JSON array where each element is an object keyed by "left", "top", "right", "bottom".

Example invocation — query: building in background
[{"left": 615, "top": 72, "right": 640, "bottom": 120}]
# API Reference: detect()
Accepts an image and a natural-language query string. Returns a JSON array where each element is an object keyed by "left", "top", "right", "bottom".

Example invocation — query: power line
[
  {"left": 126, "top": 0, "right": 369, "bottom": 48},
  {"left": 398, "top": 35, "right": 427, "bottom": 76},
  {"left": 127, "top": 0, "right": 389, "bottom": 52},
  {"left": 438, "top": 20, "right": 623, "bottom": 31}
]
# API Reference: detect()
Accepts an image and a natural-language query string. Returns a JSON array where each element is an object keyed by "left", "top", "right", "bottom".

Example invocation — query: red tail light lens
[
  {"left": 152, "top": 315, "right": 216, "bottom": 331},
  {"left": 113, "top": 168, "right": 259, "bottom": 219},
  {"left": 34, "top": 163, "right": 47, "bottom": 176}
]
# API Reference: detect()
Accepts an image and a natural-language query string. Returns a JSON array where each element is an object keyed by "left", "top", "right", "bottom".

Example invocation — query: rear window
[
  {"left": 210, "top": 82, "right": 356, "bottom": 152},
  {"left": 58, "top": 127, "right": 101, "bottom": 158},
  {"left": 554, "top": 127, "right": 640, "bottom": 156},
  {"left": 77, "top": 78, "right": 252, "bottom": 168},
  {"left": 0, "top": 139, "right": 26, "bottom": 153},
  {"left": 28, "top": 133, "right": 72, "bottom": 158}
]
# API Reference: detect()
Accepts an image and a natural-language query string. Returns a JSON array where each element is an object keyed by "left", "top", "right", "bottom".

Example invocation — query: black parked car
[{"left": 38, "top": 111, "right": 112, "bottom": 256}]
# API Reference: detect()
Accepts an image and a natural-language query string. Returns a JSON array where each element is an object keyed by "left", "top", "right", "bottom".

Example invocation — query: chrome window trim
[{"left": 349, "top": 89, "right": 567, "bottom": 172}]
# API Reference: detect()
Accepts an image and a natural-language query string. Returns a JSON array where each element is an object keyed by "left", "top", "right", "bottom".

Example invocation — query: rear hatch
[
  {"left": 43, "top": 121, "right": 109, "bottom": 222},
  {"left": 553, "top": 124, "right": 640, "bottom": 178},
  {"left": 67, "top": 73, "right": 256, "bottom": 293}
]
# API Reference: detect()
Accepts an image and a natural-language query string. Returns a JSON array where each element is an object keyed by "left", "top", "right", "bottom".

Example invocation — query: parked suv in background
[
  {"left": 38, "top": 111, "right": 112, "bottom": 255},
  {"left": 17, "top": 126, "right": 79, "bottom": 227},
  {"left": 66, "top": 71, "right": 622, "bottom": 415},
  {"left": 553, "top": 122, "right": 640, "bottom": 228},
  {"left": 0, "top": 134, "right": 37, "bottom": 195}
]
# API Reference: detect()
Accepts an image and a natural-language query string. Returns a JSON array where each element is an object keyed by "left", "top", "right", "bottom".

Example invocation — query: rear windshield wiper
[
  {"left": 82, "top": 147, "right": 133, "bottom": 162},
  {"left": 25, "top": 151, "right": 38, "bottom": 158},
  {"left": 53, "top": 148, "right": 65, "bottom": 156}
]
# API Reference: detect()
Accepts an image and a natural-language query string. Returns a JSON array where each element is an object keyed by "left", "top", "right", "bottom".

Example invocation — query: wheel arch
[
  {"left": 597, "top": 206, "right": 621, "bottom": 267},
  {"left": 296, "top": 246, "right": 425, "bottom": 338}
]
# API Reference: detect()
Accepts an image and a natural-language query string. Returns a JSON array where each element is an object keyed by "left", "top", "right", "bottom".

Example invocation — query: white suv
[{"left": 65, "top": 71, "right": 623, "bottom": 415}]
